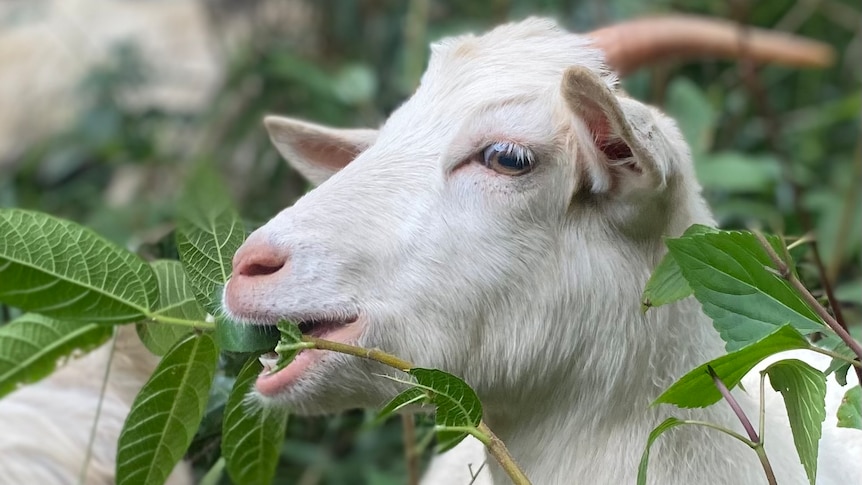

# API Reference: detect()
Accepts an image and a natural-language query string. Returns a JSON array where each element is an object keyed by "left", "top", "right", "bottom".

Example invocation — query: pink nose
[{"left": 231, "top": 239, "right": 288, "bottom": 279}]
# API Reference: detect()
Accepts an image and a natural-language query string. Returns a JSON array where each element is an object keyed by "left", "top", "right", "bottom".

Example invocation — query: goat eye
[{"left": 481, "top": 142, "right": 534, "bottom": 176}]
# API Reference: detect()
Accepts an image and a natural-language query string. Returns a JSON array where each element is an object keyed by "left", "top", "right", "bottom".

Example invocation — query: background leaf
[
  {"left": 409, "top": 368, "right": 482, "bottom": 452},
  {"left": 216, "top": 318, "right": 280, "bottom": 353},
  {"left": 136, "top": 260, "right": 203, "bottom": 355},
  {"left": 667, "top": 230, "right": 823, "bottom": 350},
  {"left": 223, "top": 357, "right": 289, "bottom": 485},
  {"left": 655, "top": 325, "right": 810, "bottom": 408},
  {"left": 117, "top": 333, "right": 219, "bottom": 485},
  {"left": 836, "top": 386, "right": 861, "bottom": 430},
  {"left": 175, "top": 168, "right": 246, "bottom": 315},
  {"left": 764, "top": 359, "right": 827, "bottom": 485},
  {"left": 0, "top": 313, "right": 113, "bottom": 398},
  {"left": 0, "top": 209, "right": 158, "bottom": 323}
]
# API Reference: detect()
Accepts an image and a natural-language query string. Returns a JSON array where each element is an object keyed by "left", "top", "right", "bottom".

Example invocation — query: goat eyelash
[{"left": 480, "top": 142, "right": 535, "bottom": 176}]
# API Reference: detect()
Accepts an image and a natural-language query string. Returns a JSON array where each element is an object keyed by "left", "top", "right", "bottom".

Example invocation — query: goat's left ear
[
  {"left": 562, "top": 66, "right": 669, "bottom": 194},
  {"left": 264, "top": 115, "right": 378, "bottom": 186}
]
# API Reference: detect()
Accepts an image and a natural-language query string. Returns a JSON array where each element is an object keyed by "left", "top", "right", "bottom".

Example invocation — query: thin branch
[
  {"left": 753, "top": 232, "right": 862, "bottom": 381},
  {"left": 708, "top": 366, "right": 759, "bottom": 443},
  {"left": 79, "top": 330, "right": 118, "bottom": 485},
  {"left": 708, "top": 364, "right": 777, "bottom": 485},
  {"left": 301, "top": 336, "right": 532, "bottom": 485},
  {"left": 402, "top": 414, "right": 420, "bottom": 485}
]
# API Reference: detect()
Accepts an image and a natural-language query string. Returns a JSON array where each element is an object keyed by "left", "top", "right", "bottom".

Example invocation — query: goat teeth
[{"left": 259, "top": 354, "right": 278, "bottom": 373}]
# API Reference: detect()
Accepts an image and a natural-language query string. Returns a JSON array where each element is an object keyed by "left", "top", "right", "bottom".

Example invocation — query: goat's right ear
[
  {"left": 264, "top": 116, "right": 378, "bottom": 186},
  {"left": 561, "top": 66, "right": 670, "bottom": 195}
]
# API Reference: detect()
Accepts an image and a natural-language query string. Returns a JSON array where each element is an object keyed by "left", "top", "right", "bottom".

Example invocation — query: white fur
[
  {"left": 0, "top": 326, "right": 192, "bottom": 484},
  {"left": 224, "top": 18, "right": 860, "bottom": 484}
]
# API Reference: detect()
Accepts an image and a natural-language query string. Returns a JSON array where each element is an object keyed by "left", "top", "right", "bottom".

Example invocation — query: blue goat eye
[{"left": 481, "top": 142, "right": 534, "bottom": 175}]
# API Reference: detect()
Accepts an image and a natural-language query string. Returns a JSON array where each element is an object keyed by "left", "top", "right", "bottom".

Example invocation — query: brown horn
[{"left": 587, "top": 15, "right": 835, "bottom": 76}]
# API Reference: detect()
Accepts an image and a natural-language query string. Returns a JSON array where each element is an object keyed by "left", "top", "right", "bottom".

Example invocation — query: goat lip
[{"left": 255, "top": 316, "right": 364, "bottom": 396}]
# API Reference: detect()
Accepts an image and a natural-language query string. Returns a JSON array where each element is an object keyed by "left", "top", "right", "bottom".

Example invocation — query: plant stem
[
  {"left": 708, "top": 363, "right": 777, "bottom": 485},
  {"left": 754, "top": 445, "right": 778, "bottom": 485},
  {"left": 303, "top": 336, "right": 413, "bottom": 371},
  {"left": 147, "top": 314, "right": 215, "bottom": 330},
  {"left": 754, "top": 231, "right": 862, "bottom": 385},
  {"left": 301, "top": 336, "right": 532, "bottom": 485},
  {"left": 679, "top": 420, "right": 754, "bottom": 446},
  {"left": 808, "top": 346, "right": 862, "bottom": 368},
  {"left": 708, "top": 366, "right": 759, "bottom": 443},
  {"left": 79, "top": 330, "right": 117, "bottom": 485},
  {"left": 477, "top": 422, "right": 532, "bottom": 485},
  {"left": 402, "top": 414, "right": 420, "bottom": 485}
]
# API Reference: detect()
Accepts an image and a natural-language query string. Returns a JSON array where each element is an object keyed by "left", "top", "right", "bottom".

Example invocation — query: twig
[
  {"left": 754, "top": 231, "right": 862, "bottom": 385},
  {"left": 708, "top": 366, "right": 777, "bottom": 485},
  {"left": 302, "top": 336, "right": 532, "bottom": 485},
  {"left": 402, "top": 414, "right": 420, "bottom": 485},
  {"left": 79, "top": 329, "right": 118, "bottom": 485}
]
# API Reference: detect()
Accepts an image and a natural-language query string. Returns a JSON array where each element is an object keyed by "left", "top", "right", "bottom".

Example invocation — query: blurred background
[{"left": 0, "top": 0, "right": 859, "bottom": 483}]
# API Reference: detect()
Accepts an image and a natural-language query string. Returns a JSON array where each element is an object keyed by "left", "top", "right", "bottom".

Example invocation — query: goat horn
[{"left": 587, "top": 14, "right": 835, "bottom": 76}]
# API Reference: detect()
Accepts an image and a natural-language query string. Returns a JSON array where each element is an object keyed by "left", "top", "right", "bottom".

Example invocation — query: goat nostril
[
  {"left": 240, "top": 261, "right": 285, "bottom": 277},
  {"left": 234, "top": 249, "right": 287, "bottom": 278}
]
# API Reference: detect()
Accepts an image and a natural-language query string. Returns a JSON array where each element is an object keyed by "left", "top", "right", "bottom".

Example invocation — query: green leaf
[
  {"left": 637, "top": 417, "right": 687, "bottom": 485},
  {"left": 655, "top": 325, "right": 810, "bottom": 408},
  {"left": 409, "top": 368, "right": 482, "bottom": 452},
  {"left": 822, "top": 342, "right": 856, "bottom": 387},
  {"left": 222, "top": 357, "right": 289, "bottom": 485},
  {"left": 272, "top": 320, "right": 306, "bottom": 374},
  {"left": 215, "top": 318, "right": 280, "bottom": 354},
  {"left": 836, "top": 386, "right": 861, "bottom": 430},
  {"left": 137, "top": 260, "right": 203, "bottom": 355},
  {"left": 376, "top": 387, "right": 427, "bottom": 424},
  {"left": 117, "top": 333, "right": 219, "bottom": 485},
  {"left": 664, "top": 78, "right": 715, "bottom": 155},
  {"left": 642, "top": 225, "right": 718, "bottom": 311},
  {"left": 0, "top": 313, "right": 113, "bottom": 398},
  {"left": 0, "top": 209, "right": 158, "bottom": 323},
  {"left": 175, "top": 168, "right": 246, "bottom": 314},
  {"left": 666, "top": 229, "right": 823, "bottom": 350},
  {"left": 695, "top": 152, "right": 781, "bottom": 193},
  {"left": 764, "top": 359, "right": 827, "bottom": 485}
]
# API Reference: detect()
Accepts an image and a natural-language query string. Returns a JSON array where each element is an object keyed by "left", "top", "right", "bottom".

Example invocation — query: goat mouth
[{"left": 255, "top": 315, "right": 361, "bottom": 396}]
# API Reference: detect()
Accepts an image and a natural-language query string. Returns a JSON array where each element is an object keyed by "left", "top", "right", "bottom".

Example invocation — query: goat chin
[{"left": 0, "top": 325, "right": 192, "bottom": 485}]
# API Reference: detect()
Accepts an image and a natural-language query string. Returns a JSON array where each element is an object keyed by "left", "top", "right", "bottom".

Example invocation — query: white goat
[
  {"left": 223, "top": 16, "right": 858, "bottom": 484},
  {"left": 0, "top": 325, "right": 192, "bottom": 485}
]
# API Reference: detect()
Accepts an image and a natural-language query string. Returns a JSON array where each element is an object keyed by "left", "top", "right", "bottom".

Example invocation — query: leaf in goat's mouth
[
  {"left": 215, "top": 317, "right": 281, "bottom": 353},
  {"left": 268, "top": 320, "right": 305, "bottom": 375}
]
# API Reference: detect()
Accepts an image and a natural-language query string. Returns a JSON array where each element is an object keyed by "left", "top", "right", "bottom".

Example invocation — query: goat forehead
[
  {"left": 424, "top": 18, "right": 615, "bottom": 96},
  {"left": 376, "top": 18, "right": 617, "bottom": 146}
]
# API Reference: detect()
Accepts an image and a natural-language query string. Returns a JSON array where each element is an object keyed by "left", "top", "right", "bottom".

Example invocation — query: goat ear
[
  {"left": 561, "top": 66, "right": 666, "bottom": 194},
  {"left": 264, "top": 115, "right": 378, "bottom": 186}
]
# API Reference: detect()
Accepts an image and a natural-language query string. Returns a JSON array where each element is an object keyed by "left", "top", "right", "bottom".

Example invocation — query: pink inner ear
[
  {"left": 297, "top": 137, "right": 359, "bottom": 171},
  {"left": 583, "top": 106, "right": 634, "bottom": 162}
]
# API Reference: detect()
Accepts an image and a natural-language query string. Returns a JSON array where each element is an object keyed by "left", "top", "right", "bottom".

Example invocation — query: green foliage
[
  {"left": 272, "top": 320, "right": 306, "bottom": 373},
  {"left": 117, "top": 333, "right": 219, "bottom": 485},
  {"left": 176, "top": 168, "right": 247, "bottom": 315},
  {"left": 666, "top": 229, "right": 823, "bottom": 350},
  {"left": 0, "top": 209, "right": 158, "bottom": 323},
  {"left": 641, "top": 224, "right": 718, "bottom": 310},
  {"left": 837, "top": 386, "right": 862, "bottom": 430},
  {"left": 382, "top": 368, "right": 483, "bottom": 452},
  {"left": 763, "top": 359, "right": 827, "bottom": 485},
  {"left": 216, "top": 319, "right": 281, "bottom": 354},
  {"left": 0, "top": 313, "right": 112, "bottom": 398},
  {"left": 655, "top": 325, "right": 811, "bottom": 408},
  {"left": 223, "top": 358, "right": 289, "bottom": 485},
  {"left": 637, "top": 417, "right": 687, "bottom": 485},
  {"left": 137, "top": 260, "right": 201, "bottom": 355}
]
